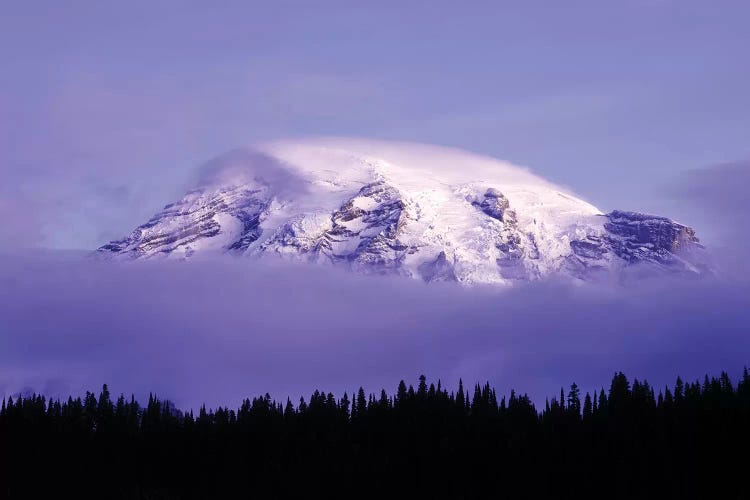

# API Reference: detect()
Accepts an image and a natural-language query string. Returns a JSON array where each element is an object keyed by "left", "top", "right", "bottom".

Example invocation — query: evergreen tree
[
  {"left": 567, "top": 383, "right": 581, "bottom": 417},
  {"left": 2, "top": 369, "right": 748, "bottom": 499},
  {"left": 582, "top": 393, "right": 592, "bottom": 420},
  {"left": 96, "top": 384, "right": 114, "bottom": 431},
  {"left": 395, "top": 380, "right": 408, "bottom": 408},
  {"left": 456, "top": 379, "right": 465, "bottom": 409},
  {"left": 417, "top": 375, "right": 427, "bottom": 400},
  {"left": 356, "top": 388, "right": 367, "bottom": 419}
]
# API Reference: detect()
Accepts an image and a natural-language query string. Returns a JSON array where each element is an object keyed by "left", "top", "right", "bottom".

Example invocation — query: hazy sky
[
  {"left": 2, "top": 1, "right": 749, "bottom": 249},
  {"left": 2, "top": 2, "right": 750, "bottom": 408}
]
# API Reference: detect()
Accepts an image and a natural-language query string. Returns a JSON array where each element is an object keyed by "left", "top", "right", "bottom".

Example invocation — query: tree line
[{"left": 2, "top": 369, "right": 749, "bottom": 499}]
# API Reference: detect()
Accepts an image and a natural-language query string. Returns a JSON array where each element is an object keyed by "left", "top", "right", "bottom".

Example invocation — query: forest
[{"left": 2, "top": 369, "right": 749, "bottom": 499}]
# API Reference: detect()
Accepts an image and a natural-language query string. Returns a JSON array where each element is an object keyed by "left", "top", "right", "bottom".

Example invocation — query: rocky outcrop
[
  {"left": 469, "top": 188, "right": 531, "bottom": 279},
  {"left": 418, "top": 251, "right": 457, "bottom": 283},
  {"left": 474, "top": 188, "right": 512, "bottom": 222},
  {"left": 323, "top": 181, "right": 413, "bottom": 273},
  {"left": 603, "top": 210, "right": 700, "bottom": 264},
  {"left": 566, "top": 211, "right": 703, "bottom": 273},
  {"left": 97, "top": 185, "right": 270, "bottom": 258}
]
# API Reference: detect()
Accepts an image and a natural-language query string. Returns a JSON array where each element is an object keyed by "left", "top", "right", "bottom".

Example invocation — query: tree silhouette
[{"left": 2, "top": 368, "right": 749, "bottom": 499}]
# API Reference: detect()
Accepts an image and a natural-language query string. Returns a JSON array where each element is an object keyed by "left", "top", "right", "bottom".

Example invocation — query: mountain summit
[{"left": 97, "top": 138, "right": 704, "bottom": 284}]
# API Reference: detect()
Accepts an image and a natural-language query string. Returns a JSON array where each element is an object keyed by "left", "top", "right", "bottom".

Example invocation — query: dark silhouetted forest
[{"left": 2, "top": 369, "right": 749, "bottom": 499}]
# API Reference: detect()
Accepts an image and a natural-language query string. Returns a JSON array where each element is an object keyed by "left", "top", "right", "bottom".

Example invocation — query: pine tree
[
  {"left": 675, "top": 376, "right": 684, "bottom": 402},
  {"left": 417, "top": 375, "right": 427, "bottom": 400},
  {"left": 356, "top": 388, "right": 367, "bottom": 419},
  {"left": 83, "top": 391, "right": 98, "bottom": 432},
  {"left": 427, "top": 383, "right": 436, "bottom": 402},
  {"left": 598, "top": 389, "right": 608, "bottom": 415},
  {"left": 456, "top": 379, "right": 465, "bottom": 409},
  {"left": 284, "top": 398, "right": 295, "bottom": 419},
  {"left": 582, "top": 393, "right": 592, "bottom": 420},
  {"left": 395, "top": 381, "right": 408, "bottom": 408},
  {"left": 559, "top": 387, "right": 565, "bottom": 412},
  {"left": 567, "top": 383, "right": 581, "bottom": 417},
  {"left": 340, "top": 392, "right": 350, "bottom": 419},
  {"left": 593, "top": 391, "right": 598, "bottom": 413},
  {"left": 96, "top": 384, "right": 114, "bottom": 432},
  {"left": 379, "top": 389, "right": 389, "bottom": 409}
]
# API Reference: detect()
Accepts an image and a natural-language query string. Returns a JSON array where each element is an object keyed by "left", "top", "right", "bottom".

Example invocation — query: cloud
[
  {"left": 0, "top": 194, "right": 43, "bottom": 248},
  {"left": 0, "top": 68, "right": 397, "bottom": 251},
  {"left": 672, "top": 160, "right": 750, "bottom": 221},
  {"left": 1, "top": 251, "right": 747, "bottom": 411},
  {"left": 665, "top": 159, "right": 750, "bottom": 272}
]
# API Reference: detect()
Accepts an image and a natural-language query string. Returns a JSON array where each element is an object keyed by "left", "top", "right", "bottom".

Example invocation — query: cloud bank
[{"left": 1, "top": 251, "right": 747, "bottom": 411}]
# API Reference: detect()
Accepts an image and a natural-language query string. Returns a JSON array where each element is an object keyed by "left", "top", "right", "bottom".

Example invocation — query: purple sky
[
  {"left": 1, "top": 1, "right": 749, "bottom": 249},
  {"left": 1, "top": 2, "right": 749, "bottom": 409}
]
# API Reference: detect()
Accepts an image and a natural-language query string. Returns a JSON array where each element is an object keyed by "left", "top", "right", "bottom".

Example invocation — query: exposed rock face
[
  {"left": 419, "top": 251, "right": 457, "bottom": 283},
  {"left": 324, "top": 181, "right": 413, "bottom": 273},
  {"left": 604, "top": 210, "right": 700, "bottom": 264},
  {"left": 569, "top": 236, "right": 608, "bottom": 260},
  {"left": 474, "top": 188, "right": 511, "bottom": 222},
  {"left": 565, "top": 211, "right": 704, "bottom": 274},
  {"left": 98, "top": 185, "right": 271, "bottom": 259},
  {"left": 259, "top": 213, "right": 332, "bottom": 256},
  {"left": 96, "top": 141, "right": 708, "bottom": 285}
]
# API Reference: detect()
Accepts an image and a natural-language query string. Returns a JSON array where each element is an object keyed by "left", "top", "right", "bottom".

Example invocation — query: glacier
[{"left": 97, "top": 138, "right": 706, "bottom": 285}]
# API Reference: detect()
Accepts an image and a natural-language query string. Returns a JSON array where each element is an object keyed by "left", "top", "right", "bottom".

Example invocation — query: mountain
[{"left": 97, "top": 138, "right": 705, "bottom": 285}]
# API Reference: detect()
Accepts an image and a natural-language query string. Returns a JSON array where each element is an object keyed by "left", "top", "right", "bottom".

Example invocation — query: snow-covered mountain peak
[{"left": 98, "top": 138, "right": 705, "bottom": 285}]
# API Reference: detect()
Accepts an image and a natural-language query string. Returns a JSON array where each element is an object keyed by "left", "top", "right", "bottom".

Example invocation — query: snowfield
[{"left": 98, "top": 138, "right": 705, "bottom": 285}]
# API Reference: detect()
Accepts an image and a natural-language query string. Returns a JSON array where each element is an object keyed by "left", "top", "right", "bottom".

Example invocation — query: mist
[{"left": 0, "top": 249, "right": 747, "bottom": 411}]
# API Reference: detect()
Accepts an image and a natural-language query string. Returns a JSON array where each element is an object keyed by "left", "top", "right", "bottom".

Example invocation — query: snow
[
  {"left": 98, "top": 138, "right": 704, "bottom": 284},
  {"left": 255, "top": 137, "right": 601, "bottom": 222},
  {"left": 244, "top": 138, "right": 606, "bottom": 283}
]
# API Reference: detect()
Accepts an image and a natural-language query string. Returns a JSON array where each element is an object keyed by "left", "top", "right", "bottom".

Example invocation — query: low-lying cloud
[{"left": 1, "top": 251, "right": 747, "bottom": 411}]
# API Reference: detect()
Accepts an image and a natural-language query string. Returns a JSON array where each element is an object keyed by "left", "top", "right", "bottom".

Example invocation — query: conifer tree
[
  {"left": 356, "top": 388, "right": 367, "bottom": 419},
  {"left": 582, "top": 393, "right": 592, "bottom": 420},
  {"left": 567, "top": 383, "right": 581, "bottom": 417},
  {"left": 339, "top": 392, "right": 350, "bottom": 419},
  {"left": 395, "top": 381, "right": 408, "bottom": 409},
  {"left": 97, "top": 384, "right": 114, "bottom": 432},
  {"left": 417, "top": 375, "right": 427, "bottom": 400},
  {"left": 456, "top": 379, "right": 465, "bottom": 409}
]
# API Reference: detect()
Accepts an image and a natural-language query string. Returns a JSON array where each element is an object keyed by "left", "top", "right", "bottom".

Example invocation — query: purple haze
[
  {"left": 1, "top": 251, "right": 748, "bottom": 411},
  {"left": 1, "top": 2, "right": 749, "bottom": 410}
]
